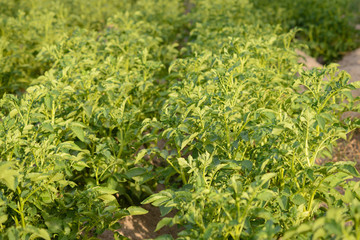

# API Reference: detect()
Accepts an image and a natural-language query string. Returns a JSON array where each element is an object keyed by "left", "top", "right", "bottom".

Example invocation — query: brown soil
[
  {"left": 98, "top": 203, "right": 180, "bottom": 240},
  {"left": 296, "top": 49, "right": 323, "bottom": 69},
  {"left": 332, "top": 129, "right": 360, "bottom": 171},
  {"left": 338, "top": 47, "right": 360, "bottom": 98}
]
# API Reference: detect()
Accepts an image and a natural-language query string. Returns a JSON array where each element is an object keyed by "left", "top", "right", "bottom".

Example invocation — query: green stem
[
  {"left": 305, "top": 120, "right": 310, "bottom": 167},
  {"left": 317, "top": 89, "right": 342, "bottom": 114}
]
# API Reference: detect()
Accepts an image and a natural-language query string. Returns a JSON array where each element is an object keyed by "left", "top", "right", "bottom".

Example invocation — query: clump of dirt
[
  {"left": 116, "top": 204, "right": 180, "bottom": 240},
  {"left": 333, "top": 129, "right": 360, "bottom": 171},
  {"left": 296, "top": 49, "right": 323, "bottom": 69}
]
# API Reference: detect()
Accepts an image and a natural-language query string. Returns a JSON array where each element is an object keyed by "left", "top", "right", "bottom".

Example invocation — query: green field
[{"left": 1, "top": 0, "right": 360, "bottom": 239}]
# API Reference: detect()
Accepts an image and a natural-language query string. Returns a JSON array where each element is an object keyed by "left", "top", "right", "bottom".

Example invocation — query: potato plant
[
  {"left": 142, "top": 0, "right": 360, "bottom": 239},
  {"left": 0, "top": 0, "right": 360, "bottom": 239},
  {"left": 0, "top": 0, "right": 186, "bottom": 239}
]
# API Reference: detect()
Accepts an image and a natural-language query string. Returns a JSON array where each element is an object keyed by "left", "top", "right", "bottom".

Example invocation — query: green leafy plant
[
  {"left": 0, "top": 0, "right": 186, "bottom": 238},
  {"left": 1, "top": 0, "right": 360, "bottom": 239},
  {"left": 141, "top": 1, "right": 360, "bottom": 239},
  {"left": 251, "top": 0, "right": 360, "bottom": 63}
]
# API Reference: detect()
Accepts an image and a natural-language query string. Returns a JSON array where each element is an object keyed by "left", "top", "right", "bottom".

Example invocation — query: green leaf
[
  {"left": 45, "top": 217, "right": 63, "bottom": 234},
  {"left": 44, "top": 95, "right": 53, "bottom": 110},
  {"left": 316, "top": 114, "right": 325, "bottom": 130},
  {"left": 142, "top": 192, "right": 172, "bottom": 206},
  {"left": 351, "top": 81, "right": 360, "bottom": 88},
  {"left": 154, "top": 234, "right": 174, "bottom": 240},
  {"left": 93, "top": 187, "right": 118, "bottom": 195},
  {"left": 9, "top": 109, "right": 18, "bottom": 118},
  {"left": 125, "top": 167, "right": 147, "bottom": 179},
  {"left": 27, "top": 172, "right": 50, "bottom": 182},
  {"left": 277, "top": 195, "right": 288, "bottom": 210},
  {"left": 260, "top": 173, "right": 277, "bottom": 183},
  {"left": 0, "top": 214, "right": 8, "bottom": 225},
  {"left": 135, "top": 149, "right": 148, "bottom": 164},
  {"left": 42, "top": 122, "right": 54, "bottom": 132},
  {"left": 334, "top": 161, "right": 360, "bottom": 177},
  {"left": 181, "top": 132, "right": 198, "bottom": 150},
  {"left": 27, "top": 226, "right": 51, "bottom": 240},
  {"left": 59, "top": 141, "right": 83, "bottom": 151},
  {"left": 98, "top": 194, "right": 117, "bottom": 203},
  {"left": 72, "top": 161, "right": 89, "bottom": 171},
  {"left": 261, "top": 109, "right": 276, "bottom": 120},
  {"left": 71, "top": 126, "right": 85, "bottom": 142},
  {"left": 155, "top": 217, "right": 172, "bottom": 231},
  {"left": 272, "top": 127, "right": 283, "bottom": 135},
  {"left": 127, "top": 206, "right": 148, "bottom": 216},
  {"left": 178, "top": 157, "right": 190, "bottom": 169},
  {"left": 291, "top": 194, "right": 307, "bottom": 205},
  {"left": 257, "top": 189, "right": 276, "bottom": 201},
  {"left": 0, "top": 162, "right": 19, "bottom": 191},
  {"left": 83, "top": 103, "right": 93, "bottom": 118}
]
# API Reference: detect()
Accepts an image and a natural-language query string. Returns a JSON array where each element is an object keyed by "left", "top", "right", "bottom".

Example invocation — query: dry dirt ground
[{"left": 98, "top": 47, "right": 360, "bottom": 240}]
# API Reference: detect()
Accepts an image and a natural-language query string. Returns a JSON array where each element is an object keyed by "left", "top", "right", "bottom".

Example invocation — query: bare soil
[
  {"left": 99, "top": 203, "right": 180, "bottom": 240},
  {"left": 338, "top": 47, "right": 360, "bottom": 98}
]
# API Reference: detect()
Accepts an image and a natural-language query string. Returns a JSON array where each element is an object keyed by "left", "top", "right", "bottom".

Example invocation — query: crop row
[
  {"left": 142, "top": 1, "right": 360, "bottom": 239},
  {"left": 0, "top": 0, "right": 186, "bottom": 238}
]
